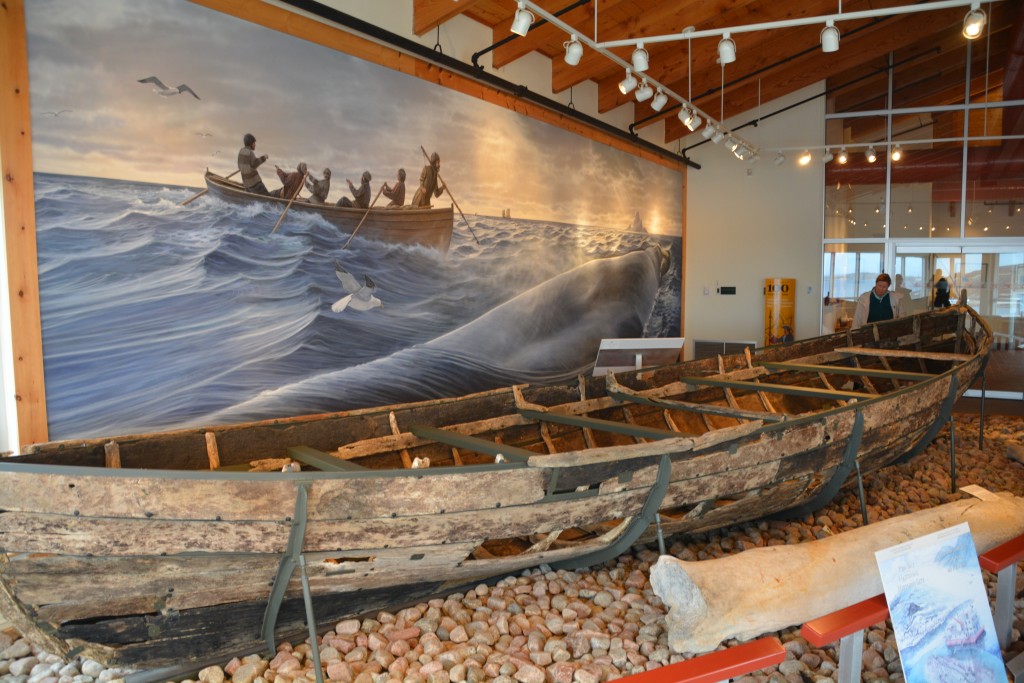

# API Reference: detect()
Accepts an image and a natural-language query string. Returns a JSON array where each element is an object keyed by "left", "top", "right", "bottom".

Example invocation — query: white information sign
[{"left": 875, "top": 522, "right": 1004, "bottom": 683}]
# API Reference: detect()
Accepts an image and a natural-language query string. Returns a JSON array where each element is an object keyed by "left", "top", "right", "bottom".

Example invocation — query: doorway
[{"left": 895, "top": 245, "right": 1024, "bottom": 400}]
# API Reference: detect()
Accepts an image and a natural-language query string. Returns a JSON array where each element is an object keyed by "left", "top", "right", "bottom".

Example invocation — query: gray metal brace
[
  {"left": 777, "top": 410, "right": 864, "bottom": 523},
  {"left": 550, "top": 454, "right": 671, "bottom": 570},
  {"left": 895, "top": 374, "right": 959, "bottom": 466},
  {"left": 261, "top": 483, "right": 325, "bottom": 683}
]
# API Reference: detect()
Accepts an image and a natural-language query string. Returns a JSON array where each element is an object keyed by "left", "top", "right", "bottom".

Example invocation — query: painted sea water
[{"left": 36, "top": 173, "right": 681, "bottom": 440}]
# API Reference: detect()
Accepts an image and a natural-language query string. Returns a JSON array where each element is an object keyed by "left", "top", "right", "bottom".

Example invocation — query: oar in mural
[
  {"left": 342, "top": 185, "right": 385, "bottom": 250},
  {"left": 181, "top": 169, "right": 239, "bottom": 206},
  {"left": 419, "top": 145, "right": 479, "bottom": 245},
  {"left": 271, "top": 172, "right": 309, "bottom": 234}
]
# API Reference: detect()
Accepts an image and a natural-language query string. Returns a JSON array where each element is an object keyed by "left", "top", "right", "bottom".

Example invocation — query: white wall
[{"left": 683, "top": 84, "right": 826, "bottom": 358}]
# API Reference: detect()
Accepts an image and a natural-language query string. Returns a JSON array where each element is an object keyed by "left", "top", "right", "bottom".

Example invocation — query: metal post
[
  {"left": 655, "top": 513, "right": 666, "bottom": 555},
  {"left": 855, "top": 459, "right": 868, "bottom": 526},
  {"left": 836, "top": 630, "right": 865, "bottom": 683},
  {"left": 978, "top": 369, "right": 986, "bottom": 450},
  {"left": 948, "top": 417, "right": 956, "bottom": 493},
  {"left": 994, "top": 564, "right": 1017, "bottom": 649},
  {"left": 300, "top": 555, "right": 325, "bottom": 683}
]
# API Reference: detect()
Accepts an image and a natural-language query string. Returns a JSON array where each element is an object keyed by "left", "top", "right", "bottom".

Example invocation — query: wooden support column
[{"left": 0, "top": 0, "right": 48, "bottom": 448}]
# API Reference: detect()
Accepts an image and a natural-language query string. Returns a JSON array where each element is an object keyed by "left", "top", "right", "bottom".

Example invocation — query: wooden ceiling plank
[
  {"left": 413, "top": 0, "right": 492, "bottom": 36},
  {"left": 491, "top": 2, "right": 596, "bottom": 68}
]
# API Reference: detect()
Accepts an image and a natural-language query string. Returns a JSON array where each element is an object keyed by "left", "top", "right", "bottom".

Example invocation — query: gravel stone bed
[{"left": 1, "top": 413, "right": 1022, "bottom": 683}]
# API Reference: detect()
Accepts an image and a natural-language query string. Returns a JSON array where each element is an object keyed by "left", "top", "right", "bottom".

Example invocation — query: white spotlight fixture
[
  {"left": 563, "top": 34, "right": 583, "bottom": 66},
  {"left": 701, "top": 125, "right": 716, "bottom": 140},
  {"left": 865, "top": 146, "right": 877, "bottom": 163},
  {"left": 635, "top": 79, "right": 654, "bottom": 102},
  {"left": 891, "top": 144, "right": 903, "bottom": 161},
  {"left": 773, "top": 152, "right": 786, "bottom": 166},
  {"left": 798, "top": 150, "right": 813, "bottom": 166},
  {"left": 820, "top": 20, "right": 840, "bottom": 53},
  {"left": 510, "top": 2, "right": 534, "bottom": 36},
  {"left": 711, "top": 128, "right": 726, "bottom": 144},
  {"left": 680, "top": 107, "right": 702, "bottom": 132},
  {"left": 650, "top": 88, "right": 669, "bottom": 111},
  {"left": 962, "top": 2, "right": 986, "bottom": 39},
  {"left": 822, "top": 149, "right": 834, "bottom": 163},
  {"left": 718, "top": 32, "right": 736, "bottom": 65},
  {"left": 631, "top": 42, "right": 649, "bottom": 73},
  {"left": 618, "top": 68, "right": 637, "bottom": 95},
  {"left": 837, "top": 147, "right": 849, "bottom": 164}
]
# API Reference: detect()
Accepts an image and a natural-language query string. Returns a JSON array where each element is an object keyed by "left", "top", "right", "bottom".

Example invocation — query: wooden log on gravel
[{"left": 650, "top": 489, "right": 1024, "bottom": 654}]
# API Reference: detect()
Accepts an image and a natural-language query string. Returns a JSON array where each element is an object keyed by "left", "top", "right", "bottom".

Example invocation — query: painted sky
[{"left": 23, "top": 0, "right": 682, "bottom": 233}]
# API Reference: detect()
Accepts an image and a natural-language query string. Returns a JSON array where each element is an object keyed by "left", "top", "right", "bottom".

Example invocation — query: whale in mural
[{"left": 206, "top": 243, "right": 673, "bottom": 423}]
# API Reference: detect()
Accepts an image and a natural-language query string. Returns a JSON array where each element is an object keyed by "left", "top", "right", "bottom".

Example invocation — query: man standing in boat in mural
[
  {"left": 411, "top": 151, "right": 445, "bottom": 207},
  {"left": 852, "top": 273, "right": 906, "bottom": 328},
  {"left": 382, "top": 168, "right": 406, "bottom": 207},
  {"left": 237, "top": 133, "right": 270, "bottom": 196},
  {"left": 338, "top": 170, "right": 372, "bottom": 208},
  {"left": 305, "top": 167, "right": 331, "bottom": 204},
  {"left": 270, "top": 162, "right": 307, "bottom": 199}
]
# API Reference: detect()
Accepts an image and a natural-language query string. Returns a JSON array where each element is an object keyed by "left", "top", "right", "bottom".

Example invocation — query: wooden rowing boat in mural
[
  {"left": 0, "top": 306, "right": 991, "bottom": 669},
  {"left": 202, "top": 171, "right": 454, "bottom": 252}
]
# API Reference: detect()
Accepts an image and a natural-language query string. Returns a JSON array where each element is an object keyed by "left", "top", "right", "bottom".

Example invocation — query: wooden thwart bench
[{"left": 618, "top": 636, "right": 785, "bottom": 683}]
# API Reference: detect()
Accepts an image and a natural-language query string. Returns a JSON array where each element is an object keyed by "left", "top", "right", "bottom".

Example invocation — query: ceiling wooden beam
[{"left": 413, "top": 0, "right": 491, "bottom": 36}]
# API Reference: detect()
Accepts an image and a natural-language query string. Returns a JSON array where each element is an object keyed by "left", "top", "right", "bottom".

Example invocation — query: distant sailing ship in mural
[{"left": 202, "top": 171, "right": 454, "bottom": 252}]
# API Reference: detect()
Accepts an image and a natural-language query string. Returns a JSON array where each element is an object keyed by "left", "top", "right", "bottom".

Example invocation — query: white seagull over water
[
  {"left": 332, "top": 261, "right": 382, "bottom": 313},
  {"left": 138, "top": 76, "right": 200, "bottom": 100}
]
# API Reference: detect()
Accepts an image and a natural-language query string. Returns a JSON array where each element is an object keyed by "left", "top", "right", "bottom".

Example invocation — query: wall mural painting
[{"left": 25, "top": 0, "right": 683, "bottom": 440}]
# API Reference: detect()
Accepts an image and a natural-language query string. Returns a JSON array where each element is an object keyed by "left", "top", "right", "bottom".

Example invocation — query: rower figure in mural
[
  {"left": 237, "top": 133, "right": 269, "bottom": 196},
  {"left": 270, "top": 162, "right": 307, "bottom": 199},
  {"left": 382, "top": 168, "right": 406, "bottom": 207},
  {"left": 338, "top": 171, "right": 372, "bottom": 208},
  {"left": 411, "top": 151, "right": 445, "bottom": 207},
  {"left": 305, "top": 168, "right": 332, "bottom": 204}
]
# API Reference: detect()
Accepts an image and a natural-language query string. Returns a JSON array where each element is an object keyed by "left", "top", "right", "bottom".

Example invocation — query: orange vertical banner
[{"left": 764, "top": 278, "right": 796, "bottom": 346}]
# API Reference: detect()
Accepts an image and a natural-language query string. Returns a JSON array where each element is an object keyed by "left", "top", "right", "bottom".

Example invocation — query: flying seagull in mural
[
  {"left": 41, "top": 110, "right": 72, "bottom": 117},
  {"left": 332, "top": 261, "right": 382, "bottom": 313},
  {"left": 137, "top": 76, "right": 200, "bottom": 100}
]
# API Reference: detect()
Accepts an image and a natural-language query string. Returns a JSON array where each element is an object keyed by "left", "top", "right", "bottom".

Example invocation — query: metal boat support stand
[
  {"left": 896, "top": 375, "right": 959, "bottom": 468},
  {"left": 977, "top": 353, "right": 989, "bottom": 450},
  {"left": 551, "top": 454, "right": 671, "bottom": 570},
  {"left": 775, "top": 411, "right": 865, "bottom": 525},
  {"left": 948, "top": 417, "right": 956, "bottom": 493},
  {"left": 262, "top": 483, "right": 325, "bottom": 683}
]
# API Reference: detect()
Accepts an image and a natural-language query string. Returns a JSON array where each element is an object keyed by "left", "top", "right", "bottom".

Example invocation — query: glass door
[{"left": 895, "top": 244, "right": 1024, "bottom": 399}]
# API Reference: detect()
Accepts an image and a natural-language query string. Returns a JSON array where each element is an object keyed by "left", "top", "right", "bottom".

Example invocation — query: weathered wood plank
[
  {"left": 677, "top": 376, "right": 872, "bottom": 401},
  {"left": 836, "top": 346, "right": 973, "bottom": 362},
  {"left": 0, "top": 486, "right": 652, "bottom": 555},
  {"left": 0, "top": 467, "right": 552, "bottom": 520},
  {"left": 759, "top": 362, "right": 934, "bottom": 381}
]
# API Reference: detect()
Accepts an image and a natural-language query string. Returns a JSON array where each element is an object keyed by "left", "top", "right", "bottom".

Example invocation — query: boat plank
[
  {"left": 678, "top": 377, "right": 872, "bottom": 401},
  {"left": 759, "top": 362, "right": 934, "bottom": 381},
  {"left": 23, "top": 543, "right": 482, "bottom": 623},
  {"left": 308, "top": 468, "right": 549, "bottom": 518},
  {"left": 304, "top": 487, "right": 654, "bottom": 551},
  {"left": 0, "top": 486, "right": 652, "bottom": 555},
  {"left": 0, "top": 468, "right": 552, "bottom": 519},
  {"left": 836, "top": 347, "right": 973, "bottom": 362}
]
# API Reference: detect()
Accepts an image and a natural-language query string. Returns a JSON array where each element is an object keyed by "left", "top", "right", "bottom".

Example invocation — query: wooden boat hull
[
  {"left": 0, "top": 306, "right": 991, "bottom": 668},
  {"left": 202, "top": 171, "right": 454, "bottom": 252}
]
